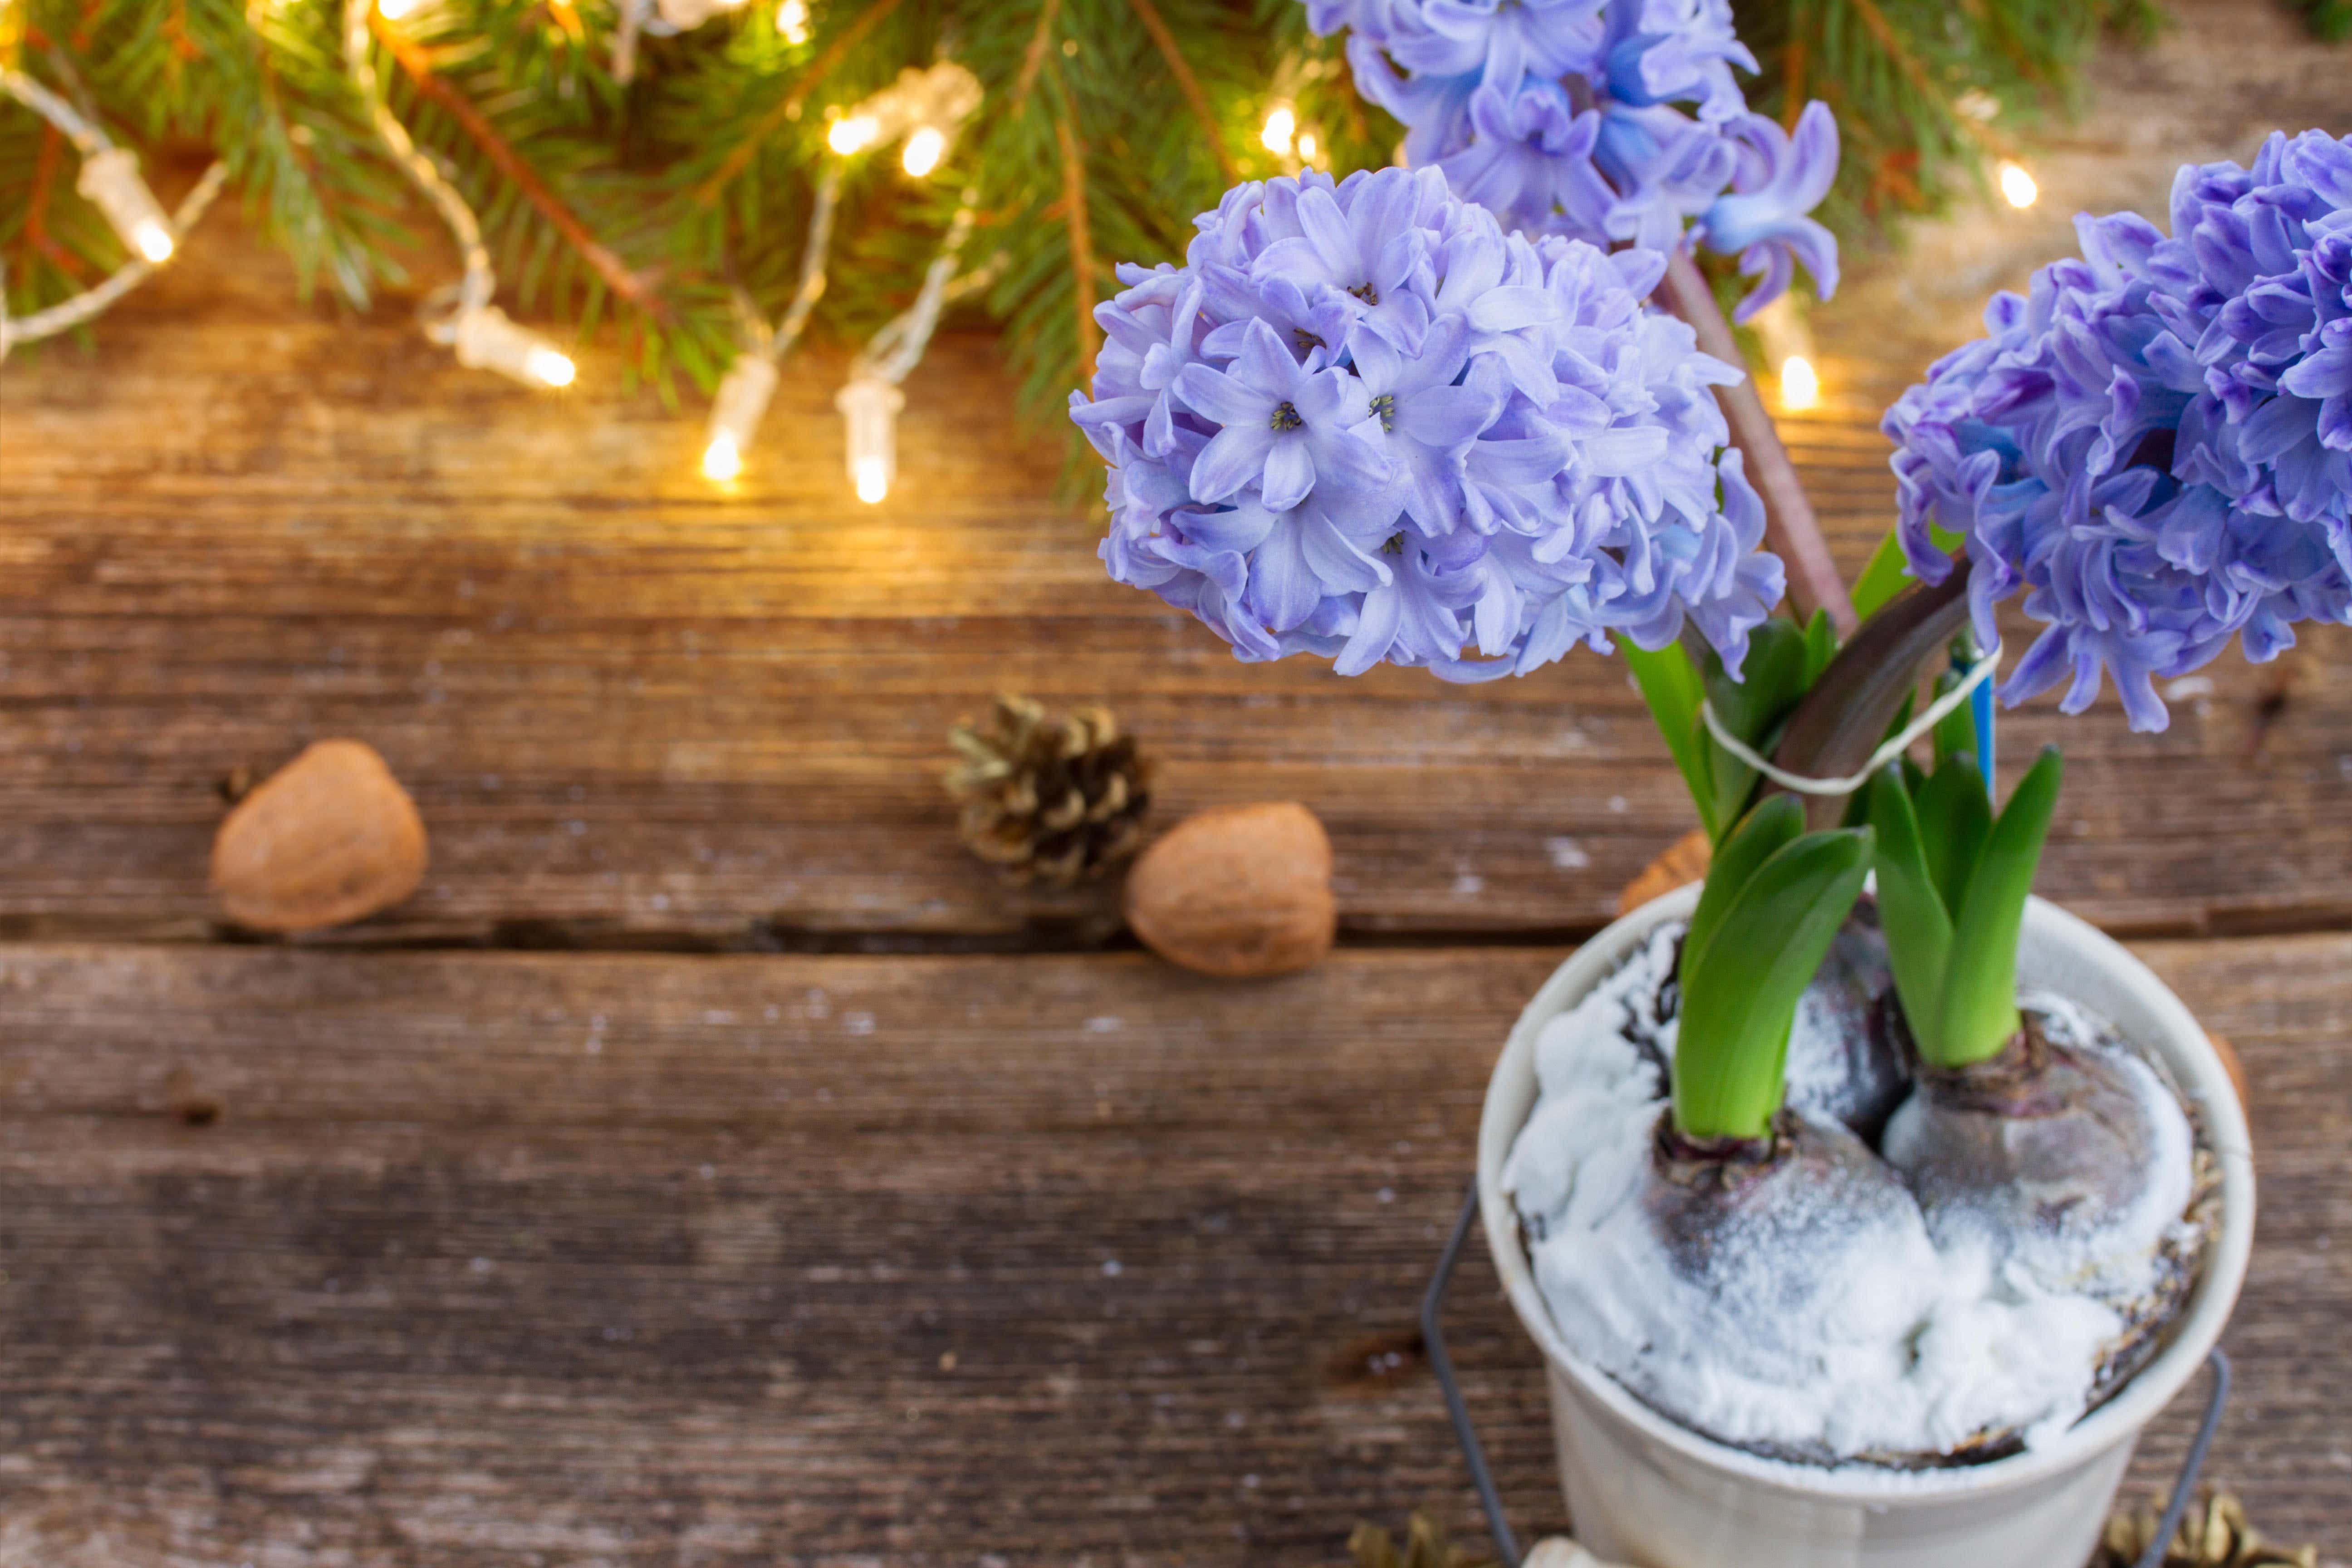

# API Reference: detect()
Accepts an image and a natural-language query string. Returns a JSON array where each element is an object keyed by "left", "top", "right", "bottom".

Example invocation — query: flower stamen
[
  {"left": 1369, "top": 392, "right": 1396, "bottom": 433},
  {"left": 1269, "top": 401, "right": 1305, "bottom": 432},
  {"left": 1348, "top": 281, "right": 1379, "bottom": 305}
]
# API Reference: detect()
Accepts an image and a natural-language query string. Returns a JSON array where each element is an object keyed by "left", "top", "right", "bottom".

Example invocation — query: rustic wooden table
[{"left": 2, "top": 7, "right": 2348, "bottom": 1561}]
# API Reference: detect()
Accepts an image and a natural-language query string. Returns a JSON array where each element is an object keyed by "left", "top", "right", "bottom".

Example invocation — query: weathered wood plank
[
  {"left": 0, "top": 938, "right": 2342, "bottom": 1561},
  {"left": 5, "top": 234, "right": 2347, "bottom": 944},
  {"left": 12, "top": 0, "right": 2352, "bottom": 948}
]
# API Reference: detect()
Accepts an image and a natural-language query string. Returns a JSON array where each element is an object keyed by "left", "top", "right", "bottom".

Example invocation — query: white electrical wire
[
  {"left": 341, "top": 0, "right": 491, "bottom": 338},
  {"left": 0, "top": 66, "right": 225, "bottom": 361},
  {"left": 0, "top": 65, "right": 108, "bottom": 157},
  {"left": 732, "top": 161, "right": 842, "bottom": 368},
  {"left": 853, "top": 189, "right": 978, "bottom": 386},
  {"left": 705, "top": 65, "right": 986, "bottom": 485},
  {"left": 1700, "top": 642, "right": 2004, "bottom": 796}
]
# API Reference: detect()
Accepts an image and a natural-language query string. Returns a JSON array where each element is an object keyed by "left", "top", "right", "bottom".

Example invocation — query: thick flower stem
[
  {"left": 1770, "top": 552, "right": 1975, "bottom": 828},
  {"left": 1657, "top": 249, "right": 1856, "bottom": 637}
]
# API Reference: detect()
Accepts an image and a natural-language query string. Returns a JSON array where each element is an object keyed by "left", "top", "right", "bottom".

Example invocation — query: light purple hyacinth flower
[
  {"left": 1384, "top": 0, "right": 1610, "bottom": 92},
  {"left": 1697, "top": 104, "right": 1841, "bottom": 323},
  {"left": 1071, "top": 167, "right": 1785, "bottom": 682},
  {"left": 1176, "top": 319, "right": 1391, "bottom": 512},
  {"left": 1885, "top": 131, "right": 2352, "bottom": 733},
  {"left": 1436, "top": 79, "right": 1616, "bottom": 242},
  {"left": 1304, "top": 0, "right": 1840, "bottom": 322},
  {"left": 1594, "top": 102, "right": 1739, "bottom": 253},
  {"left": 1249, "top": 172, "right": 1436, "bottom": 352},
  {"left": 1602, "top": 0, "right": 1756, "bottom": 124}
]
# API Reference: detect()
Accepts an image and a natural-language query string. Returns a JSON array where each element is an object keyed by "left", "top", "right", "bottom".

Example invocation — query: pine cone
[
  {"left": 1348, "top": 1512, "right": 1496, "bottom": 1568},
  {"left": 946, "top": 696, "right": 1152, "bottom": 887},
  {"left": 2095, "top": 1492, "right": 2317, "bottom": 1568}
]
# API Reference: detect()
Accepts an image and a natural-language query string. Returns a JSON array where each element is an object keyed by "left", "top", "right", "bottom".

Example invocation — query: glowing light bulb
[
  {"left": 452, "top": 304, "right": 577, "bottom": 387},
  {"left": 1778, "top": 354, "right": 1820, "bottom": 413},
  {"left": 837, "top": 373, "right": 905, "bottom": 505},
  {"left": 828, "top": 114, "right": 879, "bottom": 155},
  {"left": 75, "top": 149, "right": 178, "bottom": 267},
  {"left": 777, "top": 0, "right": 808, "bottom": 40},
  {"left": 701, "top": 354, "right": 777, "bottom": 483},
  {"left": 1295, "top": 130, "right": 1318, "bottom": 164},
  {"left": 1260, "top": 105, "right": 1295, "bottom": 157},
  {"left": 1998, "top": 160, "right": 2038, "bottom": 209},
  {"left": 702, "top": 432, "right": 743, "bottom": 482},
  {"left": 902, "top": 125, "right": 945, "bottom": 177},
  {"left": 524, "top": 347, "right": 576, "bottom": 387},
  {"left": 377, "top": 0, "right": 419, "bottom": 19}
]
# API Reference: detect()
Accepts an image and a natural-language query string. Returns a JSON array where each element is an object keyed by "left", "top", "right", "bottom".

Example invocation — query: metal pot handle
[{"left": 1423, "top": 1181, "right": 2232, "bottom": 1568}]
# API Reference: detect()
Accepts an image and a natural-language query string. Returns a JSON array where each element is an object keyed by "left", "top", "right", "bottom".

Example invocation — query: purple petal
[
  {"left": 1261, "top": 439, "right": 1317, "bottom": 513},
  {"left": 1190, "top": 423, "right": 1277, "bottom": 505}
]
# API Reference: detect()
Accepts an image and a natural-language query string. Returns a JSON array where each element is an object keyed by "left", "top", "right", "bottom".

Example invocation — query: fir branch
[
  {"left": 368, "top": 11, "right": 664, "bottom": 318},
  {"left": 1778, "top": 15, "right": 1806, "bottom": 132},
  {"left": 1841, "top": 0, "right": 2013, "bottom": 162},
  {"left": 1840, "top": 0, "right": 1948, "bottom": 121},
  {"left": 1123, "top": 0, "right": 1236, "bottom": 186},
  {"left": 20, "top": 122, "right": 72, "bottom": 278},
  {"left": 696, "top": 0, "right": 906, "bottom": 204},
  {"left": 1015, "top": 0, "right": 1064, "bottom": 107},
  {"left": 1052, "top": 102, "right": 1099, "bottom": 382}
]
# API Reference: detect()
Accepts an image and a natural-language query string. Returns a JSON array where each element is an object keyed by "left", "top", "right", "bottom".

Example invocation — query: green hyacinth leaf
[
  {"left": 1852, "top": 522, "right": 1965, "bottom": 622},
  {"left": 1700, "top": 619, "right": 1813, "bottom": 842},
  {"left": 1682, "top": 794, "right": 1803, "bottom": 986},
  {"left": 1850, "top": 529, "right": 1914, "bottom": 622},
  {"left": 1931, "top": 658, "right": 1980, "bottom": 769},
  {"left": 1867, "top": 764, "right": 1957, "bottom": 1066},
  {"left": 1916, "top": 753, "right": 1994, "bottom": 917},
  {"left": 1802, "top": 608, "right": 1839, "bottom": 684},
  {"left": 1623, "top": 638, "right": 1716, "bottom": 838},
  {"left": 1937, "top": 746, "right": 2065, "bottom": 1068},
  {"left": 1674, "top": 824, "right": 1876, "bottom": 1140}
]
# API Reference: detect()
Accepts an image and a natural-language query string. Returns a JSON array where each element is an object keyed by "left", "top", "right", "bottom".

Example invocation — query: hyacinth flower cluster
[
  {"left": 1886, "top": 128, "right": 2352, "bottom": 733},
  {"left": 1302, "top": 0, "right": 1839, "bottom": 323},
  {"left": 1068, "top": 165, "right": 1787, "bottom": 685}
]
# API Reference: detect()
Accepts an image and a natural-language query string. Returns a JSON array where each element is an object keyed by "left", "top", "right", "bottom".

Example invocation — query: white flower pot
[{"left": 1476, "top": 887, "right": 2256, "bottom": 1568}]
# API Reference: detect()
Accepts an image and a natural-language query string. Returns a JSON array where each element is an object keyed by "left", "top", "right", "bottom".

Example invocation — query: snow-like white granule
[{"left": 1501, "top": 922, "right": 2180, "bottom": 1465}]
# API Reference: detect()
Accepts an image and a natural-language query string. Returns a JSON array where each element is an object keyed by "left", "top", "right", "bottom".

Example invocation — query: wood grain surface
[
  {"left": 0, "top": 212, "right": 2346, "bottom": 948},
  {"left": 0, "top": 3, "right": 2347, "bottom": 1561},
  {"left": 0, "top": 938, "right": 2342, "bottom": 1564}
]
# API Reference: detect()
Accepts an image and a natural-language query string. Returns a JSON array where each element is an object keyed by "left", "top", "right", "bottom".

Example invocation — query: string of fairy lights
[
  {"left": 698, "top": 60, "right": 985, "bottom": 492},
  {"left": 3, "top": 9, "right": 2049, "bottom": 488},
  {"left": 0, "top": 64, "right": 225, "bottom": 361}
]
